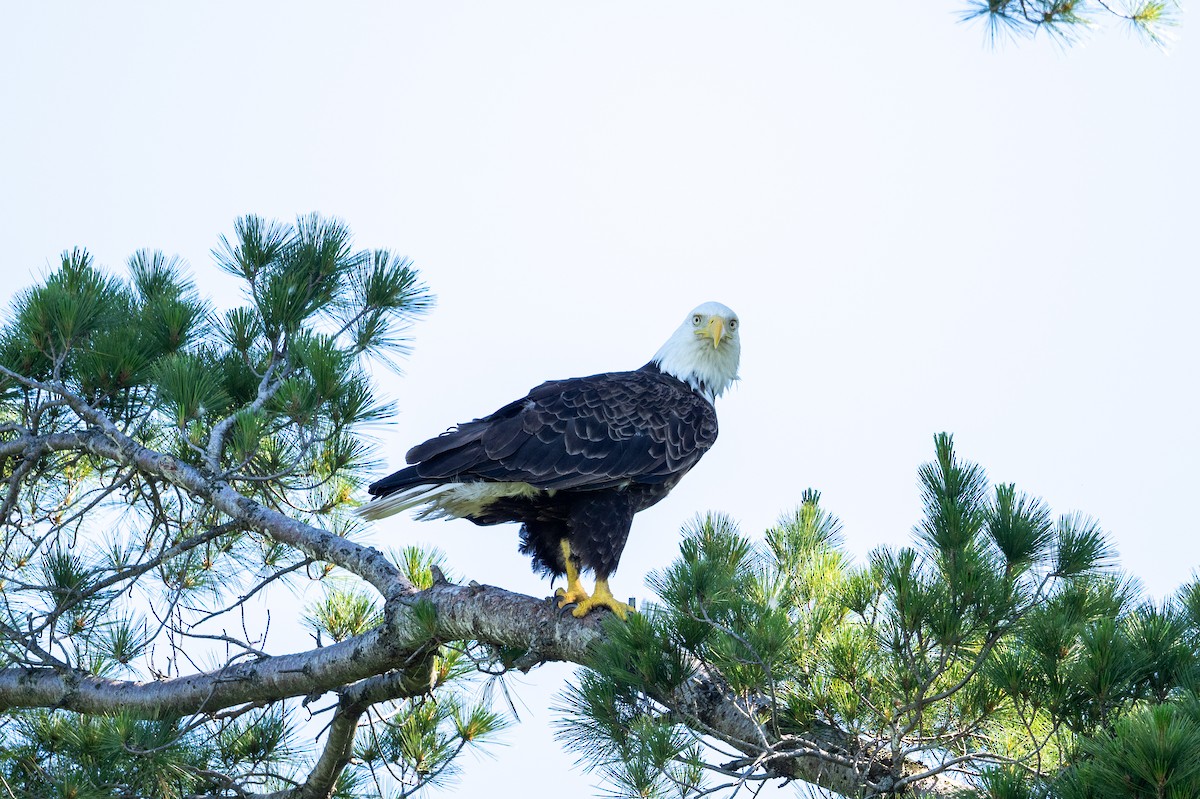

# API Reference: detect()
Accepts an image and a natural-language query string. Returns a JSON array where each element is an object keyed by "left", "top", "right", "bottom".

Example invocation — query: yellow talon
[
  {"left": 555, "top": 584, "right": 591, "bottom": 607},
  {"left": 555, "top": 539, "right": 590, "bottom": 608},
  {"left": 570, "top": 578, "right": 634, "bottom": 620}
]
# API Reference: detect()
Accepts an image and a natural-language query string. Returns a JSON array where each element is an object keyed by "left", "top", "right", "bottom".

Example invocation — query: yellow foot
[
  {"left": 555, "top": 539, "right": 590, "bottom": 609},
  {"left": 555, "top": 584, "right": 591, "bottom": 608},
  {"left": 570, "top": 579, "right": 634, "bottom": 620}
]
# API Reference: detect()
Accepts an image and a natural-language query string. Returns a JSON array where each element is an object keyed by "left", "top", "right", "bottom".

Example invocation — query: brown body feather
[{"left": 366, "top": 362, "right": 718, "bottom": 581}]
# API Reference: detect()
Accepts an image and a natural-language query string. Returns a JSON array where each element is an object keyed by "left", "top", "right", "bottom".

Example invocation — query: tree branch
[
  {"left": 205, "top": 356, "right": 287, "bottom": 473},
  {"left": 256, "top": 653, "right": 445, "bottom": 799},
  {"left": 259, "top": 698, "right": 365, "bottom": 799},
  {"left": 0, "top": 576, "right": 969, "bottom": 796},
  {"left": 1, "top": 426, "right": 408, "bottom": 599},
  {"left": 0, "top": 367, "right": 972, "bottom": 797}
]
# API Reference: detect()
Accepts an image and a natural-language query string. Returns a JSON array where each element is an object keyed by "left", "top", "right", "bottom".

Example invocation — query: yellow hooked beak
[{"left": 704, "top": 317, "right": 725, "bottom": 348}]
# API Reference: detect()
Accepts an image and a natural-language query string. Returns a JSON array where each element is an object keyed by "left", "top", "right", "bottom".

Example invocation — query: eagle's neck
[{"left": 650, "top": 331, "right": 740, "bottom": 403}]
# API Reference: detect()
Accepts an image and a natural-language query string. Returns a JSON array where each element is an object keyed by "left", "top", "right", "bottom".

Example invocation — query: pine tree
[
  {"left": 558, "top": 438, "right": 1200, "bottom": 797},
  {"left": 965, "top": 0, "right": 1180, "bottom": 47},
  {"left": 1, "top": 218, "right": 1196, "bottom": 798},
  {"left": 0, "top": 218, "right": 508, "bottom": 797}
]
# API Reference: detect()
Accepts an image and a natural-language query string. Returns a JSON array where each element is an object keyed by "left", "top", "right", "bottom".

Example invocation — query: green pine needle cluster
[
  {"left": 559, "top": 435, "right": 1200, "bottom": 798},
  {"left": 351, "top": 690, "right": 509, "bottom": 795},
  {"left": 556, "top": 673, "right": 706, "bottom": 799},
  {"left": 962, "top": 0, "right": 1181, "bottom": 48},
  {"left": 0, "top": 710, "right": 273, "bottom": 798},
  {"left": 3, "top": 214, "right": 431, "bottom": 506},
  {"left": 305, "top": 583, "right": 384, "bottom": 643}
]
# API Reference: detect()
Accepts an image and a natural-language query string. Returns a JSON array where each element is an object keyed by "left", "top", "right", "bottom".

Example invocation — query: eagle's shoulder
[
  {"left": 517, "top": 362, "right": 716, "bottom": 430},
  {"left": 406, "top": 363, "right": 719, "bottom": 491}
]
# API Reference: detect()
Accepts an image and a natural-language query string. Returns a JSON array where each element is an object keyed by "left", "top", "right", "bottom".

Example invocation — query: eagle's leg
[
  {"left": 570, "top": 577, "right": 634, "bottom": 620},
  {"left": 554, "top": 539, "right": 590, "bottom": 608},
  {"left": 563, "top": 492, "right": 637, "bottom": 619}
]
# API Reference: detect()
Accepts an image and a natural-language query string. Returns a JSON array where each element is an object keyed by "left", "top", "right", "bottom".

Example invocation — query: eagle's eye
[
  {"left": 728, "top": 319, "right": 738, "bottom": 330},
  {"left": 692, "top": 315, "right": 703, "bottom": 326}
]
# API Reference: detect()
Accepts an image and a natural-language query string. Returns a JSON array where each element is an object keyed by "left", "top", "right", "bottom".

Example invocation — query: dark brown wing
[{"left": 368, "top": 363, "right": 717, "bottom": 497}]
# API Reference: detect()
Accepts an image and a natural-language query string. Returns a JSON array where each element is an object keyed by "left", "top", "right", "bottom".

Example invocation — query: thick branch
[
  {"left": 256, "top": 653, "right": 444, "bottom": 799},
  {"left": 0, "top": 626, "right": 395, "bottom": 717},
  {"left": 264, "top": 699, "right": 364, "bottom": 799},
  {"left": 0, "top": 584, "right": 586, "bottom": 716},
  {"left": 0, "top": 580, "right": 967, "bottom": 797}
]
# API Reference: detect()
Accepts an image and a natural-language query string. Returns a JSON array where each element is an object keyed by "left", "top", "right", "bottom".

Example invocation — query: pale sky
[{"left": 2, "top": 3, "right": 1197, "bottom": 797}]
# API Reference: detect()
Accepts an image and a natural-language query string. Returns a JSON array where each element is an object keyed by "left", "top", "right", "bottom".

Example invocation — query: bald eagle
[{"left": 358, "top": 302, "right": 741, "bottom": 618}]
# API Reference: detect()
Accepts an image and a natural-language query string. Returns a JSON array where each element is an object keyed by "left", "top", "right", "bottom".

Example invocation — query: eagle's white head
[{"left": 652, "top": 301, "right": 741, "bottom": 402}]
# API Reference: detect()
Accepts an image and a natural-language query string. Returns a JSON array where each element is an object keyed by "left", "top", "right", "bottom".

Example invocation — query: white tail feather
[
  {"left": 355, "top": 481, "right": 543, "bottom": 523},
  {"left": 354, "top": 484, "right": 454, "bottom": 521}
]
